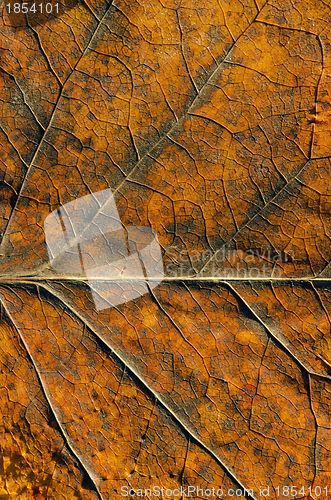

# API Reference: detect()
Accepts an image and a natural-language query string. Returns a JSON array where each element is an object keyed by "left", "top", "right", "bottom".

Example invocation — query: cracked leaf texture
[{"left": 0, "top": 0, "right": 330, "bottom": 498}]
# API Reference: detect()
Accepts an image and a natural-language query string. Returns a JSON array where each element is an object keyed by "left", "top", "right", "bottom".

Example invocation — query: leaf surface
[{"left": 0, "top": 0, "right": 330, "bottom": 497}]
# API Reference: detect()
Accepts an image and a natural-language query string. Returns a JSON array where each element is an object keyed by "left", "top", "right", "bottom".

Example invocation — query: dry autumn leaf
[{"left": 0, "top": 0, "right": 330, "bottom": 498}]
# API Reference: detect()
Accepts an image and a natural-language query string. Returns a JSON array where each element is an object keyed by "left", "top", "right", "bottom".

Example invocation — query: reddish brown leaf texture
[{"left": 0, "top": 0, "right": 330, "bottom": 498}]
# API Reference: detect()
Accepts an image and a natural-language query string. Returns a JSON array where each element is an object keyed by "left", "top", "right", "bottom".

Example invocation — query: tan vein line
[
  {"left": 39, "top": 282, "right": 257, "bottom": 499},
  {"left": 226, "top": 282, "right": 331, "bottom": 381},
  {"left": 197, "top": 157, "right": 312, "bottom": 275},
  {"left": 78, "top": 6, "right": 266, "bottom": 203},
  {"left": 0, "top": 1, "right": 115, "bottom": 251},
  {"left": 16, "top": 5, "right": 265, "bottom": 271},
  {"left": 0, "top": 294, "right": 104, "bottom": 500},
  {"left": 0, "top": 276, "right": 329, "bottom": 283}
]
